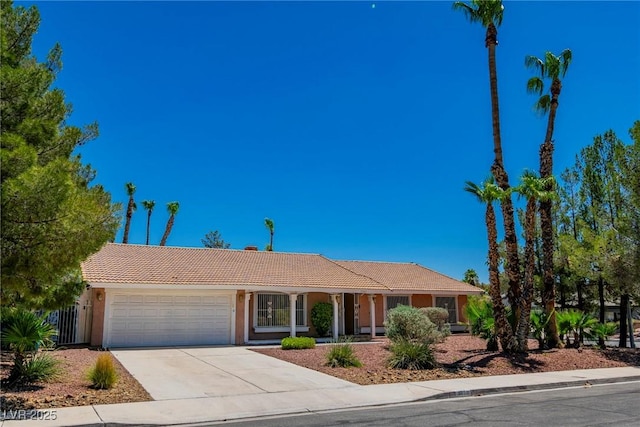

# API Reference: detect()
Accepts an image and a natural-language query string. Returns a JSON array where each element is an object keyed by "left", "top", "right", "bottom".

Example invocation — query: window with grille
[
  {"left": 386, "top": 295, "right": 410, "bottom": 312},
  {"left": 435, "top": 296, "right": 457, "bottom": 323},
  {"left": 256, "top": 294, "right": 305, "bottom": 327}
]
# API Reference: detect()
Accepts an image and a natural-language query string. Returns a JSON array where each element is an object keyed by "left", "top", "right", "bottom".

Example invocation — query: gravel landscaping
[
  {"left": 253, "top": 335, "right": 640, "bottom": 385},
  {"left": 1, "top": 348, "right": 152, "bottom": 411}
]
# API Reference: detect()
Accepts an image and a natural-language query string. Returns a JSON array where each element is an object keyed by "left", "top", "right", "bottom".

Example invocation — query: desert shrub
[
  {"left": 88, "top": 354, "right": 118, "bottom": 389},
  {"left": 385, "top": 305, "right": 439, "bottom": 344},
  {"left": 281, "top": 336, "right": 316, "bottom": 350},
  {"left": 311, "top": 302, "right": 333, "bottom": 337},
  {"left": 387, "top": 339, "right": 436, "bottom": 370},
  {"left": 420, "top": 307, "right": 451, "bottom": 341},
  {"left": 463, "top": 296, "right": 498, "bottom": 351},
  {"left": 19, "top": 353, "right": 61, "bottom": 383},
  {"left": 325, "top": 339, "right": 362, "bottom": 368},
  {"left": 1, "top": 308, "right": 58, "bottom": 384}
]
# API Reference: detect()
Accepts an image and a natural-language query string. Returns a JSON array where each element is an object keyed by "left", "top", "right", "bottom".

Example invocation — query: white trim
[
  {"left": 252, "top": 292, "right": 308, "bottom": 332},
  {"left": 434, "top": 295, "right": 459, "bottom": 324},
  {"left": 254, "top": 326, "right": 310, "bottom": 333},
  {"left": 360, "top": 326, "right": 386, "bottom": 334},
  {"left": 383, "top": 294, "right": 412, "bottom": 315}
]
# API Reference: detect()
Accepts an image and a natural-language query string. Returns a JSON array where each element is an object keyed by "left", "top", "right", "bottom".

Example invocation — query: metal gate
[{"left": 42, "top": 297, "right": 93, "bottom": 345}]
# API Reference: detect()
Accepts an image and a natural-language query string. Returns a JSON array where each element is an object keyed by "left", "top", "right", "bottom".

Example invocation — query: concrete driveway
[{"left": 111, "top": 346, "right": 357, "bottom": 400}]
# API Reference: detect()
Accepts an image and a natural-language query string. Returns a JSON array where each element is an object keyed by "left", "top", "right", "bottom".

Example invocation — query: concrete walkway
[{"left": 1, "top": 350, "right": 639, "bottom": 427}]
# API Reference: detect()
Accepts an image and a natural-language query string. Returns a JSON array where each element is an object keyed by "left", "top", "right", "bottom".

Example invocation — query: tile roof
[
  {"left": 81, "top": 244, "right": 386, "bottom": 291},
  {"left": 81, "top": 244, "right": 482, "bottom": 294},
  {"left": 334, "top": 260, "right": 483, "bottom": 294}
]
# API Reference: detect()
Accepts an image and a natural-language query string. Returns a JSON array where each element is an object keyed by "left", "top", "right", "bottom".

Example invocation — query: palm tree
[
  {"left": 264, "top": 217, "right": 274, "bottom": 251},
  {"left": 453, "top": 1, "right": 522, "bottom": 316},
  {"left": 526, "top": 48, "right": 572, "bottom": 348},
  {"left": 122, "top": 182, "right": 136, "bottom": 244},
  {"left": 514, "top": 171, "right": 556, "bottom": 351},
  {"left": 465, "top": 177, "right": 515, "bottom": 352},
  {"left": 159, "top": 202, "right": 179, "bottom": 246},
  {"left": 141, "top": 200, "right": 155, "bottom": 246}
]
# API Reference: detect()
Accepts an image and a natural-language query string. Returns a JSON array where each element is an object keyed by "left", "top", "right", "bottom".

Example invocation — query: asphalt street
[{"left": 212, "top": 381, "right": 640, "bottom": 427}]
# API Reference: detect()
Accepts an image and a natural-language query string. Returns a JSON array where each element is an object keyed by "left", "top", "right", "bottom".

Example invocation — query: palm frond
[
  {"left": 534, "top": 94, "right": 551, "bottom": 115},
  {"left": 559, "top": 48, "right": 572, "bottom": 77},
  {"left": 524, "top": 55, "right": 544, "bottom": 76},
  {"left": 125, "top": 182, "right": 136, "bottom": 196},
  {"left": 452, "top": 2, "right": 479, "bottom": 23},
  {"left": 166, "top": 201, "right": 180, "bottom": 215},
  {"left": 526, "top": 77, "right": 544, "bottom": 95}
]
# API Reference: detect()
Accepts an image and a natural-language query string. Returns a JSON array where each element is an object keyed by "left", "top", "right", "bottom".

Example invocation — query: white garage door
[{"left": 106, "top": 292, "right": 233, "bottom": 347}]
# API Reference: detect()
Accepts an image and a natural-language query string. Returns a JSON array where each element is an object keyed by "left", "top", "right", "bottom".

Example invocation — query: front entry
[{"left": 344, "top": 293, "right": 355, "bottom": 335}]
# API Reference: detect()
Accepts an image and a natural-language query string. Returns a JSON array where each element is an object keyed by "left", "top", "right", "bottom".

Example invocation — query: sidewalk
[{"left": 2, "top": 366, "right": 639, "bottom": 427}]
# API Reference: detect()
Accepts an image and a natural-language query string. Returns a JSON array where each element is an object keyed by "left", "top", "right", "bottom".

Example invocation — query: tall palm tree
[
  {"left": 122, "top": 182, "right": 136, "bottom": 244},
  {"left": 514, "top": 171, "right": 556, "bottom": 351},
  {"left": 159, "top": 202, "right": 179, "bottom": 246},
  {"left": 453, "top": 1, "right": 522, "bottom": 316},
  {"left": 141, "top": 200, "right": 155, "bottom": 246},
  {"left": 465, "top": 177, "right": 515, "bottom": 352},
  {"left": 526, "top": 48, "right": 572, "bottom": 348},
  {"left": 264, "top": 217, "right": 274, "bottom": 251}
]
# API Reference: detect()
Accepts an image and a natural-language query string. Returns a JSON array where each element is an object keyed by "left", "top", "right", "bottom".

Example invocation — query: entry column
[
  {"left": 289, "top": 293, "right": 298, "bottom": 337},
  {"left": 331, "top": 294, "right": 340, "bottom": 340},
  {"left": 243, "top": 293, "right": 251, "bottom": 344},
  {"left": 368, "top": 294, "right": 376, "bottom": 338}
]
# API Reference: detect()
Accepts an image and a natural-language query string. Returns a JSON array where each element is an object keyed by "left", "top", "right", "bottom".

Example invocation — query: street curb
[{"left": 417, "top": 375, "right": 640, "bottom": 401}]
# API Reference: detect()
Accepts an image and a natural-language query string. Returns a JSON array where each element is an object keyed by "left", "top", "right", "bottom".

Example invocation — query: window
[
  {"left": 435, "top": 296, "right": 457, "bottom": 324},
  {"left": 386, "top": 295, "right": 410, "bottom": 312},
  {"left": 256, "top": 293, "right": 305, "bottom": 327}
]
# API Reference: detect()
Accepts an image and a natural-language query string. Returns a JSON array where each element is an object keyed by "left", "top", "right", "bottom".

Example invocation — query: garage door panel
[{"left": 107, "top": 292, "right": 233, "bottom": 347}]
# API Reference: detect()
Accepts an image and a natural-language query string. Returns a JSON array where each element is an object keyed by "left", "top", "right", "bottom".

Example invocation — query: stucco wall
[
  {"left": 90, "top": 287, "right": 105, "bottom": 347},
  {"left": 235, "top": 291, "right": 245, "bottom": 344},
  {"left": 412, "top": 294, "right": 433, "bottom": 308},
  {"left": 357, "top": 293, "right": 384, "bottom": 328}
]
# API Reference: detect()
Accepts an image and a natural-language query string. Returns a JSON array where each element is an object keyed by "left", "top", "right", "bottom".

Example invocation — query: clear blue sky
[{"left": 28, "top": 1, "right": 639, "bottom": 282}]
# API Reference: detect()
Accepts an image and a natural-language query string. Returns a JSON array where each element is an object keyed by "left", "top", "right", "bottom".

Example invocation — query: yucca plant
[
  {"left": 388, "top": 339, "right": 436, "bottom": 370},
  {"left": 325, "top": 338, "right": 362, "bottom": 368}
]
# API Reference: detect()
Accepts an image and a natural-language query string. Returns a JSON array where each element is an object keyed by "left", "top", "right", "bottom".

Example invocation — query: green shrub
[
  {"left": 88, "top": 354, "right": 118, "bottom": 389},
  {"left": 18, "top": 353, "right": 61, "bottom": 383},
  {"left": 311, "top": 302, "right": 333, "bottom": 337},
  {"left": 1, "top": 308, "right": 58, "bottom": 384},
  {"left": 420, "top": 307, "right": 451, "bottom": 341},
  {"left": 388, "top": 339, "right": 436, "bottom": 370},
  {"left": 384, "top": 305, "right": 439, "bottom": 344},
  {"left": 557, "top": 309, "right": 598, "bottom": 348},
  {"left": 530, "top": 309, "right": 551, "bottom": 349},
  {"left": 464, "top": 296, "right": 498, "bottom": 351},
  {"left": 281, "top": 336, "right": 316, "bottom": 350},
  {"left": 587, "top": 322, "right": 618, "bottom": 348},
  {"left": 325, "top": 339, "right": 362, "bottom": 368}
]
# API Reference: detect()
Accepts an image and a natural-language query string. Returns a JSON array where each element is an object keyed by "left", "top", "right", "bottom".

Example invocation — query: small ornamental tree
[{"left": 311, "top": 302, "right": 332, "bottom": 337}]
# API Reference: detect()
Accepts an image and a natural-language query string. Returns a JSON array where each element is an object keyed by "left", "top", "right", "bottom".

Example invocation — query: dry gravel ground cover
[
  {"left": 253, "top": 335, "right": 640, "bottom": 385},
  {"left": 0, "top": 348, "right": 152, "bottom": 411}
]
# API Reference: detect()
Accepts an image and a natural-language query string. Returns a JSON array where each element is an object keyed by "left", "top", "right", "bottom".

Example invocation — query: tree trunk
[
  {"left": 123, "top": 197, "right": 134, "bottom": 244},
  {"left": 485, "top": 24, "right": 521, "bottom": 330},
  {"left": 598, "top": 276, "right": 605, "bottom": 348},
  {"left": 516, "top": 198, "right": 536, "bottom": 352},
  {"left": 159, "top": 215, "right": 175, "bottom": 246},
  {"left": 145, "top": 210, "right": 152, "bottom": 245},
  {"left": 618, "top": 293, "right": 629, "bottom": 348},
  {"left": 486, "top": 204, "right": 516, "bottom": 353},
  {"left": 540, "top": 81, "right": 562, "bottom": 349}
]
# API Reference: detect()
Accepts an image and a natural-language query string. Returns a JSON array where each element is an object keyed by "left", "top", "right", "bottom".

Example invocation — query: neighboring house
[{"left": 81, "top": 243, "right": 483, "bottom": 348}]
